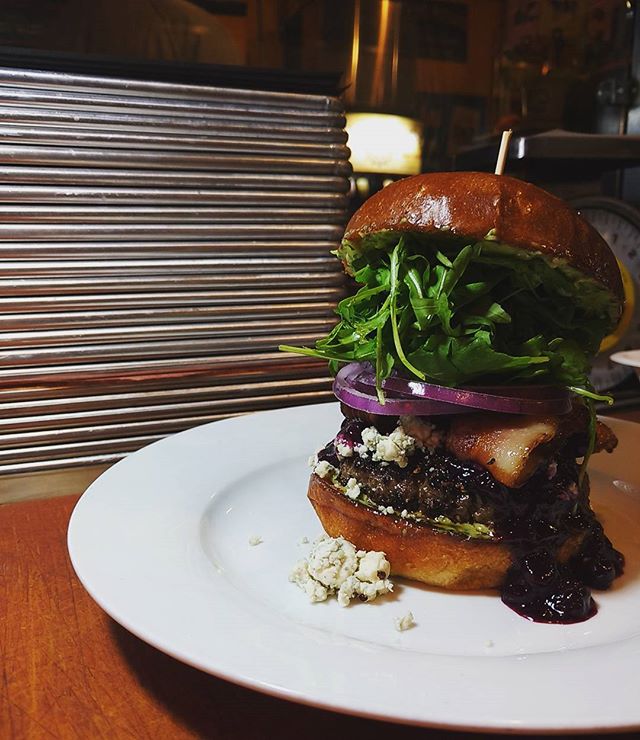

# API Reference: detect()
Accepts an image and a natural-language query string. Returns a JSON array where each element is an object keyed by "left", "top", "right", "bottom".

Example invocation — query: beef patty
[{"left": 317, "top": 418, "right": 589, "bottom": 539}]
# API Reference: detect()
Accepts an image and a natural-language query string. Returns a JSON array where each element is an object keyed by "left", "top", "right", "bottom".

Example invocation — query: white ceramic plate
[
  {"left": 611, "top": 349, "right": 640, "bottom": 372},
  {"left": 68, "top": 404, "right": 640, "bottom": 734}
]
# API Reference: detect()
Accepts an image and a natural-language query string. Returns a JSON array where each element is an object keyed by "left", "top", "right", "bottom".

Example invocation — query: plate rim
[{"left": 611, "top": 349, "right": 640, "bottom": 368}]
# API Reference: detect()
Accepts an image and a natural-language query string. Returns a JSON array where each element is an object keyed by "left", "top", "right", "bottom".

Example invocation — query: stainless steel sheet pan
[
  {"left": 0, "top": 387, "right": 333, "bottom": 435},
  {"left": 0, "top": 286, "right": 346, "bottom": 311},
  {"left": 0, "top": 205, "right": 346, "bottom": 224},
  {"left": 0, "top": 331, "right": 327, "bottom": 366},
  {"left": 0, "top": 358, "right": 329, "bottom": 402},
  {"left": 0, "top": 86, "right": 346, "bottom": 126},
  {"left": 0, "top": 144, "right": 352, "bottom": 175},
  {"left": 0, "top": 124, "right": 350, "bottom": 157},
  {"left": 0, "top": 222, "right": 345, "bottom": 241},
  {"left": 0, "top": 64, "right": 350, "bottom": 481},
  {"left": 0, "top": 350, "right": 326, "bottom": 385},
  {"left": 0, "top": 375, "right": 331, "bottom": 416},
  {"left": 0, "top": 303, "right": 336, "bottom": 331},
  {"left": 0, "top": 67, "right": 342, "bottom": 111},
  {"left": 0, "top": 185, "right": 349, "bottom": 205},
  {"left": 0, "top": 256, "right": 338, "bottom": 276},
  {"left": 0, "top": 167, "right": 350, "bottom": 190},
  {"left": 0, "top": 241, "right": 341, "bottom": 259},
  {"left": 0, "top": 106, "right": 348, "bottom": 141},
  {"left": 0, "top": 316, "right": 336, "bottom": 348},
  {"left": 0, "top": 272, "right": 344, "bottom": 294}
]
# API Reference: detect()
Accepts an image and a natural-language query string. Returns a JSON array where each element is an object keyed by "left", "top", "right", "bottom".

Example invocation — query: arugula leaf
[
  {"left": 426, "top": 515, "right": 495, "bottom": 539},
  {"left": 281, "top": 235, "right": 618, "bottom": 399},
  {"left": 350, "top": 488, "right": 495, "bottom": 539},
  {"left": 389, "top": 239, "right": 426, "bottom": 379}
]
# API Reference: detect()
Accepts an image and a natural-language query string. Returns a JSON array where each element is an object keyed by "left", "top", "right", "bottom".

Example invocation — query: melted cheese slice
[{"left": 446, "top": 414, "right": 559, "bottom": 488}]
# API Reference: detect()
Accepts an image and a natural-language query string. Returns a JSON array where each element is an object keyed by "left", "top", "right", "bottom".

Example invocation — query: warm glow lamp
[{"left": 345, "top": 112, "right": 423, "bottom": 175}]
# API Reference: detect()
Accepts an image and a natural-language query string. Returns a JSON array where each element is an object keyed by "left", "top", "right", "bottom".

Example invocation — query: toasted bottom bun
[{"left": 308, "top": 473, "right": 586, "bottom": 591}]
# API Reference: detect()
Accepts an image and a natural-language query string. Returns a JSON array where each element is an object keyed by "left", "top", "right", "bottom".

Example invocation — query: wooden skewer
[{"left": 494, "top": 129, "right": 512, "bottom": 175}]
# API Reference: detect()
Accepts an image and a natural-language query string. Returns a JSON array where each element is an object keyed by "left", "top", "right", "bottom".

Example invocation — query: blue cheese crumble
[
  {"left": 344, "top": 477, "right": 361, "bottom": 500},
  {"left": 356, "top": 424, "right": 416, "bottom": 468},
  {"left": 289, "top": 535, "right": 393, "bottom": 607},
  {"left": 394, "top": 611, "right": 416, "bottom": 631},
  {"left": 313, "top": 458, "right": 337, "bottom": 479},
  {"left": 335, "top": 439, "right": 353, "bottom": 458}
]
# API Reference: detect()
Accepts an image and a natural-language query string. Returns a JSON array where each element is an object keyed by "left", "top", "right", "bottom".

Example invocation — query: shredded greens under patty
[
  {"left": 281, "top": 235, "right": 616, "bottom": 405},
  {"left": 334, "top": 471, "right": 495, "bottom": 539}
]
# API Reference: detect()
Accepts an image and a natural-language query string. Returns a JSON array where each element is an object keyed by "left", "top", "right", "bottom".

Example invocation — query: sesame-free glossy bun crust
[
  {"left": 344, "top": 172, "right": 623, "bottom": 304},
  {"left": 308, "top": 473, "right": 585, "bottom": 591}
]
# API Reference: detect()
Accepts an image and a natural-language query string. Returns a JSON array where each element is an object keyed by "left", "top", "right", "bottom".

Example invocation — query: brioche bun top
[{"left": 343, "top": 172, "right": 623, "bottom": 306}]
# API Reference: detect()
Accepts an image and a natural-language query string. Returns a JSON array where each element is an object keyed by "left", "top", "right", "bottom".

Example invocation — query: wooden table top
[{"left": 2, "top": 413, "right": 640, "bottom": 740}]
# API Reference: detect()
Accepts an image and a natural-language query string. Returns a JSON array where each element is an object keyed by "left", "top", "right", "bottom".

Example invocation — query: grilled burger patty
[{"left": 316, "top": 416, "right": 591, "bottom": 540}]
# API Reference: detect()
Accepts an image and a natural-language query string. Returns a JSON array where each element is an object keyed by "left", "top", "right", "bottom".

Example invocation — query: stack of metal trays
[{"left": 0, "top": 66, "right": 351, "bottom": 477}]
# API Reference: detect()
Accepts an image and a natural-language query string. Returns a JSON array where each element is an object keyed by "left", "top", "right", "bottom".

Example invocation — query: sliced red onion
[
  {"left": 335, "top": 362, "right": 572, "bottom": 416},
  {"left": 334, "top": 364, "right": 472, "bottom": 416}
]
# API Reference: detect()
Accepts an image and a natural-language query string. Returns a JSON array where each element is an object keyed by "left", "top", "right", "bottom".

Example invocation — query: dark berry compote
[{"left": 321, "top": 414, "right": 624, "bottom": 624}]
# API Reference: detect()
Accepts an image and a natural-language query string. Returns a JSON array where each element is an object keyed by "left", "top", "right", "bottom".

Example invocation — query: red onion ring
[{"left": 334, "top": 363, "right": 572, "bottom": 416}]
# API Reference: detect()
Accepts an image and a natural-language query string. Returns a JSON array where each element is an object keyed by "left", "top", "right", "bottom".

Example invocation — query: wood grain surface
[{"left": 0, "top": 491, "right": 637, "bottom": 740}]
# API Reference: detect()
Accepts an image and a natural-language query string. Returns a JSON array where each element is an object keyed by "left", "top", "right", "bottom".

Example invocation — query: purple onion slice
[{"left": 334, "top": 363, "right": 573, "bottom": 416}]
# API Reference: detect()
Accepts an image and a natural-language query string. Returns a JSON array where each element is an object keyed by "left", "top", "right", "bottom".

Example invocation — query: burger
[{"left": 282, "top": 172, "right": 625, "bottom": 623}]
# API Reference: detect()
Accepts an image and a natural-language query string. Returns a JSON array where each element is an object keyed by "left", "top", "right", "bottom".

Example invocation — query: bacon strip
[
  {"left": 445, "top": 408, "right": 617, "bottom": 488},
  {"left": 446, "top": 414, "right": 558, "bottom": 488}
]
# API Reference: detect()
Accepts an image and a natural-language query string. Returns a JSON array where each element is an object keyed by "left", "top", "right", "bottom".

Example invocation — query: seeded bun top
[{"left": 343, "top": 172, "right": 623, "bottom": 306}]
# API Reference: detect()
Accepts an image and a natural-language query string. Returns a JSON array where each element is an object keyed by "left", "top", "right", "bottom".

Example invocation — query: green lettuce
[
  {"left": 282, "top": 235, "right": 617, "bottom": 401},
  {"left": 425, "top": 515, "right": 494, "bottom": 539},
  {"left": 340, "top": 477, "right": 496, "bottom": 539}
]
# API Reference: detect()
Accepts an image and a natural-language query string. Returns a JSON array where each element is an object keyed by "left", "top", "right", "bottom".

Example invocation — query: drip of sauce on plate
[{"left": 501, "top": 524, "right": 624, "bottom": 624}]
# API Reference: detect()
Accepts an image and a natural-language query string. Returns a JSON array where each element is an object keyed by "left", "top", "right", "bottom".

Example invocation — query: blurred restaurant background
[
  {"left": 0, "top": 0, "right": 639, "bottom": 499},
  {"left": 3, "top": 1, "right": 637, "bottom": 179}
]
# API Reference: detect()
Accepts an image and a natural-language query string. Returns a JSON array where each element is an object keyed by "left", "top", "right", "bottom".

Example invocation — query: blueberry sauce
[
  {"left": 319, "top": 416, "right": 624, "bottom": 624},
  {"left": 498, "top": 486, "right": 624, "bottom": 623},
  {"left": 318, "top": 418, "right": 365, "bottom": 469},
  {"left": 569, "top": 522, "right": 625, "bottom": 590},
  {"left": 501, "top": 550, "right": 597, "bottom": 624}
]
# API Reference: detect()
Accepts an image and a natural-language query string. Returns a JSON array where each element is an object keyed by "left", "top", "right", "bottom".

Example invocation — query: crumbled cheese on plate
[
  {"left": 394, "top": 611, "right": 416, "bottom": 631},
  {"left": 289, "top": 534, "right": 393, "bottom": 607}
]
